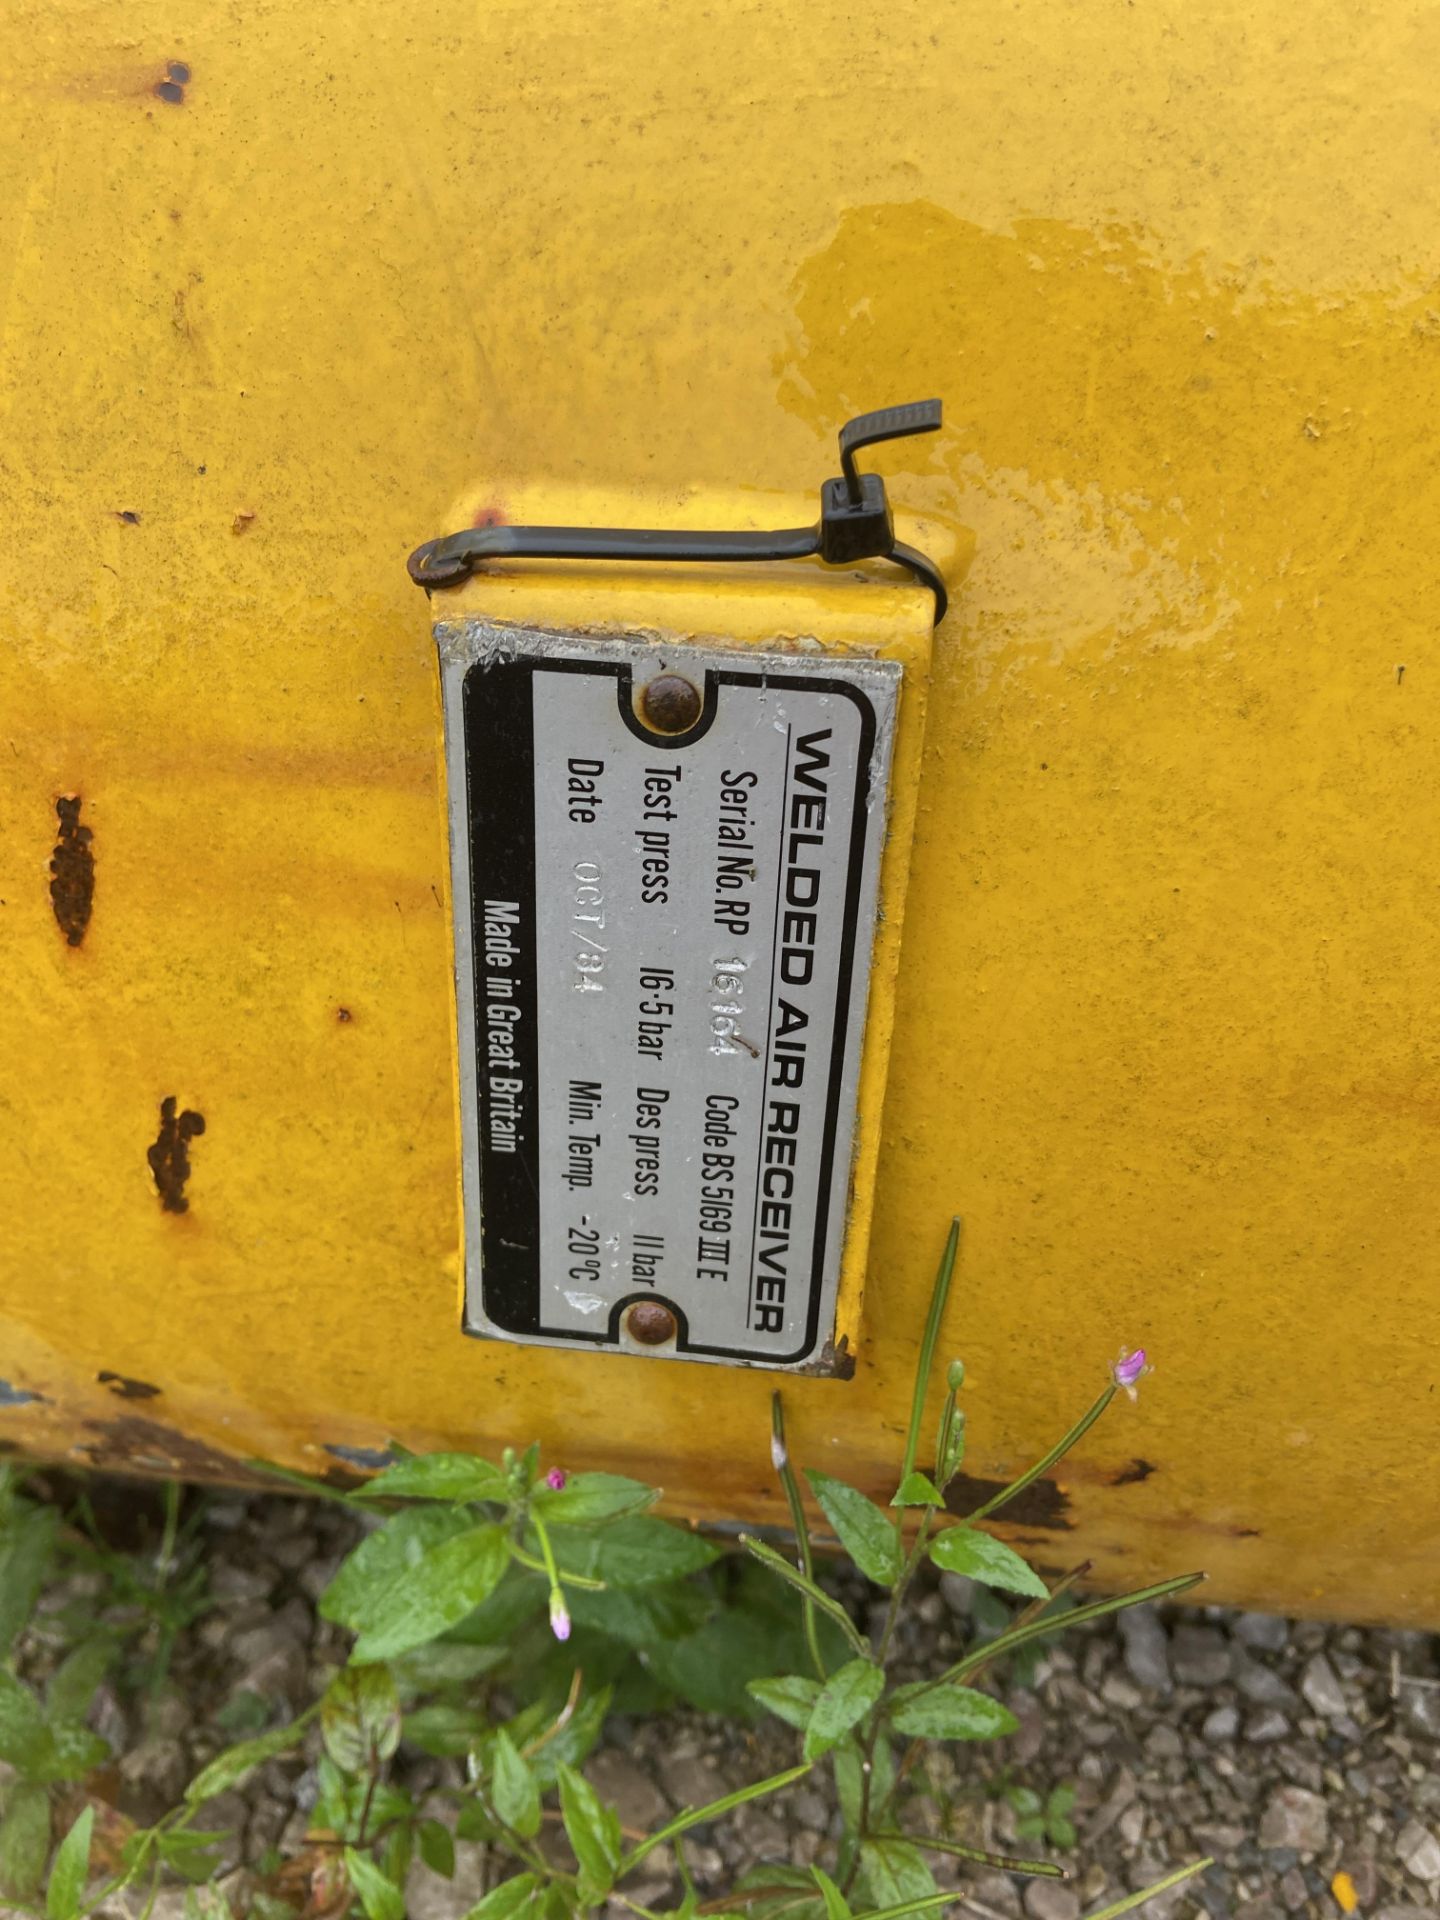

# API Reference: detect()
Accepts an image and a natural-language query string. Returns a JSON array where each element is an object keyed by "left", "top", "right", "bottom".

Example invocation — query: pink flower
[
  {"left": 1111, "top": 1347, "right": 1152, "bottom": 1400},
  {"left": 545, "top": 1468, "right": 567, "bottom": 1491},
  {"left": 548, "top": 1589, "right": 571, "bottom": 1642}
]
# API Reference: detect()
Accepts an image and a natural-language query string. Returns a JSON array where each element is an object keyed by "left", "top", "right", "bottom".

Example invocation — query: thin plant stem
[
  {"left": 844, "top": 1507, "right": 937, "bottom": 1889},
  {"left": 896, "top": 1219, "right": 962, "bottom": 1522},
  {"left": 738, "top": 1538, "right": 870, "bottom": 1658},
  {"left": 771, "top": 1393, "right": 825, "bottom": 1680},
  {"left": 918, "top": 1572, "right": 1205, "bottom": 1698},
  {"left": 964, "top": 1386, "right": 1116, "bottom": 1528},
  {"left": 1081, "top": 1859, "right": 1214, "bottom": 1920},
  {"left": 868, "top": 1831, "right": 1067, "bottom": 1879}
]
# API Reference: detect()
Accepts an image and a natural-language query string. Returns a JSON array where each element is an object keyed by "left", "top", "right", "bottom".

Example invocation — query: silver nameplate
[{"left": 437, "top": 624, "right": 901, "bottom": 1370}]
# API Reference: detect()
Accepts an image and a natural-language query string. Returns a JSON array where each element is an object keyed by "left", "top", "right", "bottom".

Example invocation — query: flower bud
[
  {"left": 545, "top": 1467, "right": 567, "bottom": 1491},
  {"left": 548, "top": 1589, "right": 571, "bottom": 1642}
]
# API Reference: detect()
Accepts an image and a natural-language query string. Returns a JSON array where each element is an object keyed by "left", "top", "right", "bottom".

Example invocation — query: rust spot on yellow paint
[
  {"left": 147, "top": 1098, "right": 205, "bottom": 1214},
  {"left": 945, "top": 1471, "right": 1072, "bottom": 1531},
  {"left": 49, "top": 797, "right": 94, "bottom": 948},
  {"left": 78, "top": 1415, "right": 247, "bottom": 1483}
]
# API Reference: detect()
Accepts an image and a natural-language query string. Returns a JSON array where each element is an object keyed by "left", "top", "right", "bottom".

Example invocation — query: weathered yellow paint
[{"left": 2, "top": 0, "right": 1438, "bottom": 1622}]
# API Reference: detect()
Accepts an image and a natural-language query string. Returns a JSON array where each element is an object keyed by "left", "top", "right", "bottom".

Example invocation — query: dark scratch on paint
[
  {"left": 0, "top": 1380, "right": 42, "bottom": 1408},
  {"left": 1112, "top": 1457, "right": 1157, "bottom": 1486},
  {"left": 98, "top": 1371, "right": 162, "bottom": 1401},
  {"left": 148, "top": 1097, "right": 206, "bottom": 1213},
  {"left": 324, "top": 1443, "right": 398, "bottom": 1471},
  {"left": 50, "top": 796, "right": 95, "bottom": 946}
]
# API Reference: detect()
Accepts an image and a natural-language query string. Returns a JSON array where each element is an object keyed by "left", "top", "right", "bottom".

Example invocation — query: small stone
[
  {"left": 1374, "top": 1910, "right": 1435, "bottom": 1920},
  {"left": 1203, "top": 1705, "right": 1240, "bottom": 1743},
  {"left": 1397, "top": 1821, "right": 1440, "bottom": 1883},
  {"left": 1118, "top": 1804, "right": 1146, "bottom": 1848},
  {"left": 1101, "top": 1672, "right": 1144, "bottom": 1712},
  {"left": 1259, "top": 1786, "right": 1329, "bottom": 1854},
  {"left": 939, "top": 1571, "right": 977, "bottom": 1615},
  {"left": 586, "top": 1750, "right": 668, "bottom": 1832},
  {"left": 117, "top": 1737, "right": 190, "bottom": 1814},
  {"left": 1234, "top": 1655, "right": 1301, "bottom": 1709},
  {"left": 1023, "top": 1882, "right": 1080, "bottom": 1920},
  {"left": 1233, "top": 1612, "right": 1290, "bottom": 1653},
  {"left": 1300, "top": 1652, "right": 1348, "bottom": 1719},
  {"left": 1399, "top": 1683, "right": 1440, "bottom": 1741},
  {"left": 972, "top": 1873, "right": 1022, "bottom": 1916},
  {"left": 1119, "top": 1606, "right": 1172, "bottom": 1694},
  {"left": 664, "top": 1754, "right": 734, "bottom": 1810},
  {"left": 1145, "top": 1725, "right": 1183, "bottom": 1760},
  {"left": 791, "top": 1789, "right": 829, "bottom": 1828},
  {"left": 1279, "top": 1868, "right": 1309, "bottom": 1912},
  {"left": 1086, "top": 1767, "right": 1138, "bottom": 1844},
  {"left": 1233, "top": 1902, "right": 1284, "bottom": 1920},
  {"left": 210, "top": 1560, "right": 277, "bottom": 1604},
  {"left": 1245, "top": 1709, "right": 1291, "bottom": 1743},
  {"left": 1171, "top": 1624, "right": 1232, "bottom": 1688}
]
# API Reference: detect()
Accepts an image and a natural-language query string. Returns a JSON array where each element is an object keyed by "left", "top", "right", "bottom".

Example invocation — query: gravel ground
[{"left": 13, "top": 1492, "right": 1440, "bottom": 1920}]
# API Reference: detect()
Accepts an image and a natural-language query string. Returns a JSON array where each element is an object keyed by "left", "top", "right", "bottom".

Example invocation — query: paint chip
[
  {"left": 50, "top": 796, "right": 95, "bottom": 947},
  {"left": 148, "top": 1096, "right": 206, "bottom": 1213}
]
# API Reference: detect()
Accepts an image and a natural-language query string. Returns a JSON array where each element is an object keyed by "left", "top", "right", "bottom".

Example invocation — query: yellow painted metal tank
[{"left": 2, "top": 0, "right": 1438, "bottom": 1624}]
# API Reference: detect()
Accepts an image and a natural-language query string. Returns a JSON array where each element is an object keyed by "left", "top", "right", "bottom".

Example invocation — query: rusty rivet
[
  {"left": 640, "top": 674, "right": 701, "bottom": 734},
  {"left": 626, "top": 1300, "right": 677, "bottom": 1346}
]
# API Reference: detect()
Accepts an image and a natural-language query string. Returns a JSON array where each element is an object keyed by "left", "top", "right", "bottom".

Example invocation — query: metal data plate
[{"left": 438, "top": 624, "right": 901, "bottom": 1370}]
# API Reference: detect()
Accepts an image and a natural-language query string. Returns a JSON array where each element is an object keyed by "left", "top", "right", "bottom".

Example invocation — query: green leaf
[
  {"left": 491, "top": 1729, "right": 540, "bottom": 1839},
  {"left": 887, "top": 1681, "right": 1018, "bottom": 1741},
  {"left": 557, "top": 1515, "right": 719, "bottom": 1588},
  {"left": 890, "top": 1473, "right": 943, "bottom": 1509},
  {"left": 747, "top": 1674, "right": 821, "bottom": 1732},
  {"left": 833, "top": 1736, "right": 895, "bottom": 1837},
  {"left": 731, "top": 1866, "right": 826, "bottom": 1920},
  {"left": 402, "top": 1704, "right": 491, "bottom": 1758},
  {"left": 45, "top": 1805, "right": 93, "bottom": 1920},
  {"left": 856, "top": 1837, "right": 936, "bottom": 1911},
  {"left": 0, "top": 1779, "right": 51, "bottom": 1901},
  {"left": 417, "top": 1818, "right": 456, "bottom": 1878},
  {"left": 185, "top": 1710, "right": 314, "bottom": 1803},
  {"left": 533, "top": 1473, "right": 658, "bottom": 1527},
  {"left": 803, "top": 1473, "right": 901, "bottom": 1587},
  {"left": 46, "top": 1641, "right": 113, "bottom": 1730},
  {"left": 321, "top": 1505, "right": 470, "bottom": 1623},
  {"left": 0, "top": 1672, "right": 50, "bottom": 1771},
  {"left": 325, "top": 1510, "right": 511, "bottom": 1662},
  {"left": 557, "top": 1761, "right": 622, "bottom": 1899},
  {"left": 37, "top": 1726, "right": 109, "bottom": 1786},
  {"left": 344, "top": 1847, "right": 406, "bottom": 1920},
  {"left": 811, "top": 1866, "right": 852, "bottom": 1920},
  {"left": 462, "top": 1872, "right": 542, "bottom": 1920},
  {"left": 357, "top": 1453, "right": 509, "bottom": 1503},
  {"left": 389, "top": 1641, "right": 507, "bottom": 1690},
  {"left": 321, "top": 1665, "right": 401, "bottom": 1774},
  {"left": 803, "top": 1657, "right": 884, "bottom": 1762},
  {"left": 928, "top": 1528, "right": 1048, "bottom": 1600},
  {"left": 522, "top": 1684, "right": 611, "bottom": 1787},
  {"left": 1049, "top": 1817, "right": 1077, "bottom": 1849},
  {"left": 0, "top": 1504, "right": 58, "bottom": 1661}
]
